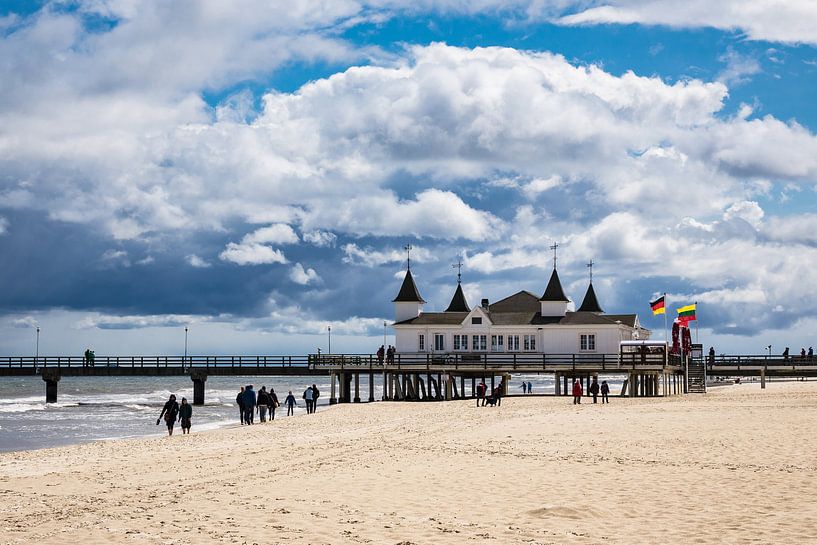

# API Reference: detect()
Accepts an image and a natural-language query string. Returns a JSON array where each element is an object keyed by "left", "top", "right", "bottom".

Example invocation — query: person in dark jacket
[
  {"left": 257, "top": 386, "right": 270, "bottom": 422},
  {"left": 157, "top": 394, "right": 180, "bottom": 436},
  {"left": 268, "top": 388, "right": 279, "bottom": 420},
  {"left": 303, "top": 386, "right": 314, "bottom": 414},
  {"left": 493, "top": 384, "right": 503, "bottom": 407},
  {"left": 178, "top": 397, "right": 192, "bottom": 434},
  {"left": 476, "top": 381, "right": 487, "bottom": 407},
  {"left": 285, "top": 390, "right": 296, "bottom": 416},
  {"left": 589, "top": 378, "right": 600, "bottom": 403},
  {"left": 600, "top": 381, "right": 610, "bottom": 404},
  {"left": 236, "top": 386, "right": 246, "bottom": 425},
  {"left": 243, "top": 385, "right": 256, "bottom": 425},
  {"left": 572, "top": 379, "right": 583, "bottom": 404},
  {"left": 311, "top": 384, "right": 320, "bottom": 413}
]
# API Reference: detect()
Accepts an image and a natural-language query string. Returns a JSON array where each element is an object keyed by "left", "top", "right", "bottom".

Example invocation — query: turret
[
  {"left": 577, "top": 282, "right": 603, "bottom": 313},
  {"left": 445, "top": 283, "right": 470, "bottom": 312},
  {"left": 393, "top": 268, "right": 425, "bottom": 322},
  {"left": 540, "top": 268, "right": 569, "bottom": 316}
]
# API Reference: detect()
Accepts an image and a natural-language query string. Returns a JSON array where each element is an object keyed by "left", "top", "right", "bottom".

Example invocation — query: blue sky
[{"left": 2, "top": 1, "right": 817, "bottom": 356}]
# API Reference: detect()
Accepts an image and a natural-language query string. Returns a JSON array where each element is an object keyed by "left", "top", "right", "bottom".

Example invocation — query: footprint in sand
[{"left": 527, "top": 506, "right": 599, "bottom": 519}]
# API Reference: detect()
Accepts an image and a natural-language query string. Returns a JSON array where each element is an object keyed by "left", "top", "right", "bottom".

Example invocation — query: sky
[{"left": 2, "top": 0, "right": 817, "bottom": 357}]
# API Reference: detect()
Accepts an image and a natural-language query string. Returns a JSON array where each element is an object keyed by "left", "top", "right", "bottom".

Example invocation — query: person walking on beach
[
  {"left": 243, "top": 385, "right": 256, "bottom": 425},
  {"left": 157, "top": 394, "right": 180, "bottom": 436},
  {"left": 303, "top": 385, "right": 314, "bottom": 414},
  {"left": 589, "top": 378, "right": 600, "bottom": 403},
  {"left": 257, "top": 386, "right": 270, "bottom": 423},
  {"left": 476, "top": 380, "right": 487, "bottom": 407},
  {"left": 572, "top": 379, "right": 583, "bottom": 404},
  {"left": 601, "top": 380, "right": 610, "bottom": 404},
  {"left": 285, "top": 390, "right": 296, "bottom": 416},
  {"left": 494, "top": 384, "right": 503, "bottom": 407},
  {"left": 268, "top": 388, "right": 279, "bottom": 420},
  {"left": 527, "top": 381, "right": 533, "bottom": 394},
  {"left": 179, "top": 397, "right": 192, "bottom": 434},
  {"left": 312, "top": 384, "right": 320, "bottom": 413},
  {"left": 236, "top": 387, "right": 246, "bottom": 425},
  {"left": 519, "top": 381, "right": 527, "bottom": 394}
]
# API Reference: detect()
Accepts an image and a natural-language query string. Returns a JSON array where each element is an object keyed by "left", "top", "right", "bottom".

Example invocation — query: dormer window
[{"left": 471, "top": 317, "right": 482, "bottom": 325}]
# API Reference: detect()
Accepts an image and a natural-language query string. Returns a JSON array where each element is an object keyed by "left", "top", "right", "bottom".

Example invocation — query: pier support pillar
[
  {"left": 190, "top": 370, "right": 207, "bottom": 406},
  {"left": 502, "top": 374, "right": 511, "bottom": 395},
  {"left": 42, "top": 368, "right": 60, "bottom": 403},
  {"left": 563, "top": 374, "right": 569, "bottom": 396},
  {"left": 414, "top": 374, "right": 421, "bottom": 401},
  {"left": 330, "top": 372, "right": 337, "bottom": 405},
  {"left": 354, "top": 373, "right": 361, "bottom": 403},
  {"left": 555, "top": 373, "right": 561, "bottom": 396},
  {"left": 471, "top": 377, "right": 476, "bottom": 397},
  {"left": 460, "top": 376, "right": 465, "bottom": 399},
  {"left": 340, "top": 372, "right": 352, "bottom": 403},
  {"left": 761, "top": 368, "right": 766, "bottom": 389},
  {"left": 368, "top": 372, "right": 375, "bottom": 403},
  {"left": 445, "top": 374, "right": 453, "bottom": 401}
]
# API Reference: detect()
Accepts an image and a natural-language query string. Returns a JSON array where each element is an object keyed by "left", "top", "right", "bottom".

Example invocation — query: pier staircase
[{"left": 687, "top": 359, "right": 706, "bottom": 393}]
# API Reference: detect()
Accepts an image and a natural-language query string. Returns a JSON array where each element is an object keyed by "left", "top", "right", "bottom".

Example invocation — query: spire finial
[
  {"left": 404, "top": 243, "right": 413, "bottom": 270},
  {"left": 587, "top": 259, "right": 594, "bottom": 283},
  {"left": 549, "top": 242, "right": 560, "bottom": 269},
  {"left": 452, "top": 257, "right": 463, "bottom": 283}
]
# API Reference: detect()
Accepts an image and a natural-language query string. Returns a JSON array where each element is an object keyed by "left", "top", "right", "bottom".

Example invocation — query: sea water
[{"left": 0, "top": 373, "right": 623, "bottom": 452}]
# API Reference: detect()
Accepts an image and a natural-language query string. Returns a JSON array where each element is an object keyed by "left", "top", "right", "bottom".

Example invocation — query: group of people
[
  {"left": 82, "top": 348, "right": 96, "bottom": 367},
  {"left": 376, "top": 345, "right": 396, "bottom": 365},
  {"left": 156, "top": 394, "right": 192, "bottom": 435},
  {"left": 301, "top": 383, "right": 320, "bottom": 414},
  {"left": 475, "top": 380, "right": 504, "bottom": 407},
  {"left": 236, "top": 383, "right": 320, "bottom": 424},
  {"left": 781, "top": 347, "right": 815, "bottom": 361},
  {"left": 519, "top": 381, "right": 534, "bottom": 394},
  {"left": 572, "top": 378, "right": 610, "bottom": 404}
]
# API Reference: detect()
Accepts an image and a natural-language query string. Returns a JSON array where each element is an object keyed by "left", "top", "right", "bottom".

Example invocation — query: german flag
[
  {"left": 677, "top": 303, "right": 696, "bottom": 321},
  {"left": 650, "top": 295, "right": 665, "bottom": 315}
]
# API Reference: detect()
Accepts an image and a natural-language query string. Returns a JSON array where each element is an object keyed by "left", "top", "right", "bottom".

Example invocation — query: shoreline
[{"left": 3, "top": 381, "right": 817, "bottom": 544}]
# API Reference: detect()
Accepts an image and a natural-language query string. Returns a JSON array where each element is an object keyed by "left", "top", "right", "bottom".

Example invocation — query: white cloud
[
  {"left": 0, "top": 216, "right": 7, "bottom": 235},
  {"left": 717, "top": 48, "right": 762, "bottom": 87},
  {"left": 302, "top": 230, "right": 337, "bottom": 247},
  {"left": 243, "top": 224, "right": 300, "bottom": 245},
  {"left": 186, "top": 254, "right": 211, "bottom": 268},
  {"left": 343, "top": 243, "right": 433, "bottom": 267},
  {"left": 289, "top": 263, "right": 320, "bottom": 285},
  {"left": 219, "top": 243, "right": 288, "bottom": 266}
]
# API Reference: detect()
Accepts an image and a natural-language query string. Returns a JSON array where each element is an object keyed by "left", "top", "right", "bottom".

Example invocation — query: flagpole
[
  {"left": 663, "top": 292, "right": 668, "bottom": 345},
  {"left": 694, "top": 300, "right": 699, "bottom": 344}
]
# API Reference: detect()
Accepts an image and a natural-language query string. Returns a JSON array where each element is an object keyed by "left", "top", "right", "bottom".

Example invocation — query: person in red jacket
[{"left": 572, "top": 379, "right": 583, "bottom": 405}]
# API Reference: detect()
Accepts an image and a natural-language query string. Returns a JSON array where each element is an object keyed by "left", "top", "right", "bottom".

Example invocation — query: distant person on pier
[
  {"left": 83, "top": 348, "right": 90, "bottom": 367},
  {"left": 476, "top": 380, "right": 487, "bottom": 407},
  {"left": 303, "top": 385, "right": 314, "bottom": 414},
  {"left": 268, "top": 388, "right": 279, "bottom": 420},
  {"left": 572, "top": 379, "right": 583, "bottom": 404},
  {"left": 243, "top": 385, "right": 256, "bottom": 425},
  {"left": 527, "top": 381, "right": 533, "bottom": 394},
  {"left": 589, "top": 378, "right": 600, "bottom": 403},
  {"left": 600, "top": 381, "right": 610, "bottom": 404},
  {"left": 236, "top": 387, "right": 246, "bottom": 425},
  {"left": 157, "top": 394, "right": 180, "bottom": 436},
  {"left": 88, "top": 349, "right": 95, "bottom": 367},
  {"left": 179, "top": 397, "right": 192, "bottom": 434},
  {"left": 809, "top": 347, "right": 814, "bottom": 361},
  {"left": 801, "top": 348, "right": 806, "bottom": 360},
  {"left": 257, "top": 386, "right": 270, "bottom": 422},
  {"left": 285, "top": 390, "right": 296, "bottom": 416},
  {"left": 708, "top": 346, "right": 715, "bottom": 366},
  {"left": 783, "top": 347, "right": 790, "bottom": 361},
  {"left": 377, "top": 345, "right": 385, "bottom": 365},
  {"left": 312, "top": 384, "right": 320, "bottom": 413}
]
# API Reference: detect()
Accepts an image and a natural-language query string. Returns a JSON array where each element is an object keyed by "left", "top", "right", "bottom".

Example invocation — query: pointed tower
[
  {"left": 577, "top": 282, "right": 603, "bottom": 313},
  {"left": 393, "top": 268, "right": 425, "bottom": 322},
  {"left": 540, "top": 268, "right": 570, "bottom": 316},
  {"left": 445, "top": 283, "right": 470, "bottom": 312}
]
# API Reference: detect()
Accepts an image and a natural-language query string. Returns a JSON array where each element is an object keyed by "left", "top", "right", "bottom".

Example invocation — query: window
[
  {"left": 523, "top": 335, "right": 536, "bottom": 351},
  {"left": 580, "top": 334, "right": 596, "bottom": 351},
  {"left": 508, "top": 335, "right": 520, "bottom": 351},
  {"left": 471, "top": 317, "right": 482, "bottom": 325},
  {"left": 453, "top": 334, "right": 468, "bottom": 351},
  {"left": 434, "top": 334, "right": 445, "bottom": 351},
  {"left": 419, "top": 334, "right": 425, "bottom": 351},
  {"left": 472, "top": 334, "right": 487, "bottom": 351},
  {"left": 491, "top": 335, "right": 504, "bottom": 352}
]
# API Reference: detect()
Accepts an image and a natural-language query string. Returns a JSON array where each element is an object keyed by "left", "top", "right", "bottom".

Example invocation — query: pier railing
[{"left": 0, "top": 355, "right": 311, "bottom": 369}]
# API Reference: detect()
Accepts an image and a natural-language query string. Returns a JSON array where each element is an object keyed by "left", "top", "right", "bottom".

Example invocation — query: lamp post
[
  {"left": 328, "top": 325, "right": 331, "bottom": 354},
  {"left": 184, "top": 327, "right": 189, "bottom": 370},
  {"left": 383, "top": 321, "right": 387, "bottom": 347},
  {"left": 382, "top": 322, "right": 388, "bottom": 401},
  {"left": 767, "top": 345, "right": 772, "bottom": 358},
  {"left": 35, "top": 326, "right": 40, "bottom": 371}
]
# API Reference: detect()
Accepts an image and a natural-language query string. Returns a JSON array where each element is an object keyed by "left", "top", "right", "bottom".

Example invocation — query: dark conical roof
[
  {"left": 392, "top": 269, "right": 425, "bottom": 303},
  {"left": 577, "top": 282, "right": 603, "bottom": 313},
  {"left": 540, "top": 268, "right": 569, "bottom": 302},
  {"left": 445, "top": 283, "right": 470, "bottom": 312}
]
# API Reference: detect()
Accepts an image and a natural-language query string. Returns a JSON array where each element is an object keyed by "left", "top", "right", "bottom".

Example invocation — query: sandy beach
[{"left": 2, "top": 381, "right": 816, "bottom": 544}]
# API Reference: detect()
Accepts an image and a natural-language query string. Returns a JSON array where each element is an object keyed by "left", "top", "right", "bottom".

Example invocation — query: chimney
[{"left": 481, "top": 298, "right": 489, "bottom": 309}]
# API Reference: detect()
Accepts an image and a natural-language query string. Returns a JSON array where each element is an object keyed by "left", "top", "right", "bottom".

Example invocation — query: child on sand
[{"left": 285, "top": 391, "right": 296, "bottom": 416}]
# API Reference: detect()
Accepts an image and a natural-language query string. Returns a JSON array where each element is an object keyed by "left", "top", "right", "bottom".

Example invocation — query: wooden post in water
[
  {"left": 353, "top": 373, "right": 360, "bottom": 403},
  {"left": 42, "top": 368, "right": 60, "bottom": 403},
  {"left": 368, "top": 372, "right": 375, "bottom": 403},
  {"left": 330, "top": 372, "right": 337, "bottom": 405},
  {"left": 555, "top": 372, "right": 561, "bottom": 395},
  {"left": 190, "top": 370, "right": 207, "bottom": 406}
]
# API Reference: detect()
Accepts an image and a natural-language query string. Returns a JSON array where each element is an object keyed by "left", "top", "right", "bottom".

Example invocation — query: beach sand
[{"left": 2, "top": 380, "right": 816, "bottom": 544}]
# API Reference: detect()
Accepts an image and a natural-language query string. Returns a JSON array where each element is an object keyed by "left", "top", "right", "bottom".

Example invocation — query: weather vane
[
  {"left": 452, "top": 257, "right": 463, "bottom": 283},
  {"left": 549, "top": 242, "right": 560, "bottom": 269},
  {"left": 587, "top": 259, "right": 594, "bottom": 283},
  {"left": 404, "top": 243, "right": 413, "bottom": 270}
]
